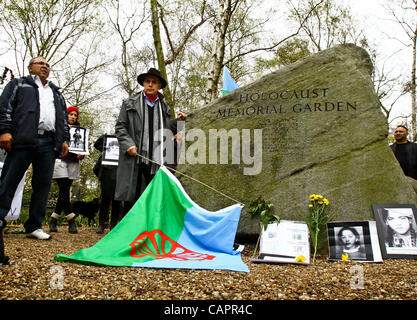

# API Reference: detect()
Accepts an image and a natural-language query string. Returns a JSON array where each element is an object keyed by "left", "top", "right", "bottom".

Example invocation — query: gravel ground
[{"left": 1, "top": 225, "right": 417, "bottom": 301}]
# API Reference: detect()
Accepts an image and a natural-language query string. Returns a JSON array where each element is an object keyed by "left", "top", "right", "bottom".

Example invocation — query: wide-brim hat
[{"left": 137, "top": 68, "right": 167, "bottom": 89}]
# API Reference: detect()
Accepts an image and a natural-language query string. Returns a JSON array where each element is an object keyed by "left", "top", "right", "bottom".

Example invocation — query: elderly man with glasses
[{"left": 0, "top": 56, "right": 70, "bottom": 264}]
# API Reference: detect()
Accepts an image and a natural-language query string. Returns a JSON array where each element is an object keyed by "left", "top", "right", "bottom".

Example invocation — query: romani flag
[
  {"left": 55, "top": 166, "right": 249, "bottom": 272},
  {"left": 222, "top": 66, "right": 239, "bottom": 95}
]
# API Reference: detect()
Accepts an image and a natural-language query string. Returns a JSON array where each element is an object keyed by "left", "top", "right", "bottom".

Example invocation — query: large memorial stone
[{"left": 177, "top": 44, "right": 417, "bottom": 236}]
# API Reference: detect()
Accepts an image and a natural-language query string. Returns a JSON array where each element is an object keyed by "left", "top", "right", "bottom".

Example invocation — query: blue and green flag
[
  {"left": 222, "top": 66, "right": 239, "bottom": 95},
  {"left": 55, "top": 167, "right": 249, "bottom": 272}
]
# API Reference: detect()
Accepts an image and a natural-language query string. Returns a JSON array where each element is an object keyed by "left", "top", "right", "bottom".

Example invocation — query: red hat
[{"left": 67, "top": 106, "right": 79, "bottom": 116}]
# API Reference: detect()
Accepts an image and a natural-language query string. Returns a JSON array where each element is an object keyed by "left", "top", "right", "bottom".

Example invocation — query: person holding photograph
[
  {"left": 49, "top": 106, "right": 84, "bottom": 234},
  {"left": 382, "top": 208, "right": 417, "bottom": 248},
  {"left": 335, "top": 226, "right": 367, "bottom": 260},
  {"left": 93, "top": 134, "right": 121, "bottom": 234}
]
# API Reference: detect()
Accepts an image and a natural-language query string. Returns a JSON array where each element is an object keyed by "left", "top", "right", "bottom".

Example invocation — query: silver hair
[{"left": 28, "top": 56, "right": 47, "bottom": 66}]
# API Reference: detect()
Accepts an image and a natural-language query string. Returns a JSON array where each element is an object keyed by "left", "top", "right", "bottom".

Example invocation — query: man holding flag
[
  {"left": 115, "top": 68, "right": 186, "bottom": 214},
  {"left": 55, "top": 67, "right": 248, "bottom": 273}
]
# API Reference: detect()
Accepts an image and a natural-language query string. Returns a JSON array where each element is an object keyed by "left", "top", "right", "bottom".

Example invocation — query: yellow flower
[
  {"left": 295, "top": 255, "right": 306, "bottom": 263},
  {"left": 323, "top": 199, "right": 329, "bottom": 205},
  {"left": 318, "top": 201, "right": 323, "bottom": 205},
  {"left": 308, "top": 204, "right": 313, "bottom": 208},
  {"left": 317, "top": 195, "right": 323, "bottom": 199},
  {"left": 341, "top": 253, "right": 349, "bottom": 261}
]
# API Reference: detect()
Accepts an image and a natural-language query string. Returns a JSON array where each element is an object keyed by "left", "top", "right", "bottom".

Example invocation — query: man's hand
[
  {"left": 176, "top": 112, "right": 187, "bottom": 121},
  {"left": 60, "top": 142, "right": 69, "bottom": 158},
  {"left": 0, "top": 133, "right": 12, "bottom": 152},
  {"left": 127, "top": 146, "right": 138, "bottom": 157}
]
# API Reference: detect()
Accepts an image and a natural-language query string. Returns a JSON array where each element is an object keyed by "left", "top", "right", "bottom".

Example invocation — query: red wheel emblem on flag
[{"left": 130, "top": 229, "right": 215, "bottom": 261}]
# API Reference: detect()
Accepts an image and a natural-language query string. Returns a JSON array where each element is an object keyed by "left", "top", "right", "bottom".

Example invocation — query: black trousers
[
  {"left": 54, "top": 178, "right": 73, "bottom": 216},
  {"left": 0, "top": 136, "right": 56, "bottom": 233},
  {"left": 99, "top": 167, "right": 122, "bottom": 227},
  {"left": 123, "top": 163, "right": 154, "bottom": 215}
]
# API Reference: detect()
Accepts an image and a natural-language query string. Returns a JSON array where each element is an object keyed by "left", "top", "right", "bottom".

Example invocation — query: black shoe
[
  {"left": 68, "top": 219, "right": 78, "bottom": 234},
  {"left": 49, "top": 212, "right": 60, "bottom": 232},
  {"left": 49, "top": 218, "right": 58, "bottom": 232},
  {"left": 96, "top": 224, "right": 106, "bottom": 234},
  {"left": 66, "top": 213, "right": 78, "bottom": 234}
]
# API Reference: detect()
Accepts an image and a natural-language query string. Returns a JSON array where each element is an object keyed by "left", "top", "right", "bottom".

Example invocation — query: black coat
[
  {"left": 391, "top": 141, "right": 417, "bottom": 180},
  {"left": 0, "top": 75, "right": 69, "bottom": 155},
  {"left": 114, "top": 92, "right": 177, "bottom": 201}
]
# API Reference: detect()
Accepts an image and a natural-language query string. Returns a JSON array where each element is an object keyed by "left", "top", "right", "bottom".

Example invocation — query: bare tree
[
  {"left": 205, "top": 0, "right": 326, "bottom": 102},
  {"left": 55, "top": 32, "right": 114, "bottom": 108},
  {"left": 150, "top": 0, "right": 209, "bottom": 112},
  {"left": 206, "top": 0, "right": 238, "bottom": 102},
  {"left": 372, "top": 50, "right": 408, "bottom": 123},
  {"left": 150, "top": 0, "right": 174, "bottom": 110},
  {"left": 385, "top": 0, "right": 417, "bottom": 141},
  {"left": 1, "top": 0, "right": 112, "bottom": 120},
  {"left": 105, "top": 0, "right": 149, "bottom": 96},
  {"left": 1, "top": 0, "right": 102, "bottom": 73},
  {"left": 287, "top": 0, "right": 368, "bottom": 52}
]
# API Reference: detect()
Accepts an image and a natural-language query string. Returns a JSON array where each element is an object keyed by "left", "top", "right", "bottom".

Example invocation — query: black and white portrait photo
[
  {"left": 69, "top": 126, "right": 89, "bottom": 155},
  {"left": 327, "top": 221, "right": 382, "bottom": 262},
  {"left": 102, "top": 135, "right": 119, "bottom": 166},
  {"left": 373, "top": 204, "right": 417, "bottom": 259}
]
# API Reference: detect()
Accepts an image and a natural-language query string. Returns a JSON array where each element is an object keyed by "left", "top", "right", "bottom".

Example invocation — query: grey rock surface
[{"left": 177, "top": 44, "right": 417, "bottom": 236}]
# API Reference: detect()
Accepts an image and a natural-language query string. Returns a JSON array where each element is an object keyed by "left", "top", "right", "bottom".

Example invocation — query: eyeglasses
[{"left": 30, "top": 61, "right": 50, "bottom": 68}]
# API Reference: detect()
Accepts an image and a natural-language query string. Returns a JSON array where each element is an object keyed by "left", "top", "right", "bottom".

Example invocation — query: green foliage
[
  {"left": 247, "top": 196, "right": 280, "bottom": 258},
  {"left": 248, "top": 196, "right": 280, "bottom": 231}
]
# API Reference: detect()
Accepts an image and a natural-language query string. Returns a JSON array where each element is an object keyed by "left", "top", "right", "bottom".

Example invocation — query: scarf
[{"left": 140, "top": 94, "right": 164, "bottom": 176}]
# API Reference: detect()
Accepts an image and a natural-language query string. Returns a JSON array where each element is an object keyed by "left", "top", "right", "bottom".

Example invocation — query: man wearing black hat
[{"left": 115, "top": 68, "right": 186, "bottom": 213}]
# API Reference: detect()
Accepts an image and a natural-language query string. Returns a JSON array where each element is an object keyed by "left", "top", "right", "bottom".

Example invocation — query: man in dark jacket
[
  {"left": 115, "top": 68, "right": 186, "bottom": 214},
  {"left": 391, "top": 125, "right": 417, "bottom": 180},
  {"left": 0, "top": 57, "right": 69, "bottom": 263}
]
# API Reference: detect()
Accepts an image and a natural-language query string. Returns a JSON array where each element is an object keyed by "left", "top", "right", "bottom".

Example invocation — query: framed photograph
[
  {"left": 69, "top": 125, "right": 89, "bottom": 155},
  {"left": 102, "top": 135, "right": 119, "bottom": 166},
  {"left": 250, "top": 220, "right": 310, "bottom": 265},
  {"left": 372, "top": 204, "right": 417, "bottom": 259},
  {"left": 327, "top": 221, "right": 382, "bottom": 262}
]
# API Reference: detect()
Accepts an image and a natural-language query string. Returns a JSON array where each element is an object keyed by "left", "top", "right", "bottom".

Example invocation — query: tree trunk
[
  {"left": 150, "top": 0, "right": 175, "bottom": 116},
  {"left": 207, "top": 0, "right": 233, "bottom": 102},
  {"left": 410, "top": 27, "right": 417, "bottom": 142}
]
